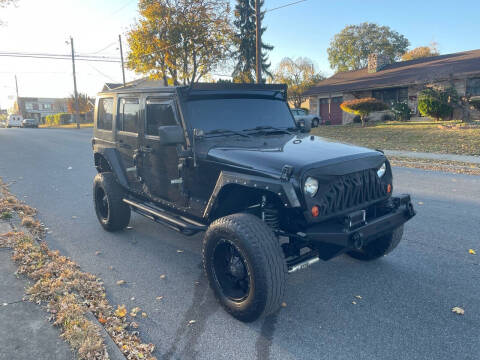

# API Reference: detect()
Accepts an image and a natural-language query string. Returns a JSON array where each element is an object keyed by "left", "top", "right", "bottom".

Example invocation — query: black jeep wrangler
[{"left": 92, "top": 83, "right": 415, "bottom": 322}]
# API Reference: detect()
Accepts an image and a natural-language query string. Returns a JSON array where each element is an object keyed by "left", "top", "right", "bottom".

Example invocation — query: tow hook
[{"left": 352, "top": 232, "right": 364, "bottom": 250}]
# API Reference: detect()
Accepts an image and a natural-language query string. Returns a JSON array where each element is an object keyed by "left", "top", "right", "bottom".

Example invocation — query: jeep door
[
  {"left": 116, "top": 96, "right": 142, "bottom": 190},
  {"left": 140, "top": 98, "right": 183, "bottom": 203}
]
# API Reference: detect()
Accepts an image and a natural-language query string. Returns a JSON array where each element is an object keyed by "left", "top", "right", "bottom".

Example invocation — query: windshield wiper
[
  {"left": 204, "top": 129, "right": 250, "bottom": 138},
  {"left": 242, "top": 126, "right": 293, "bottom": 135}
]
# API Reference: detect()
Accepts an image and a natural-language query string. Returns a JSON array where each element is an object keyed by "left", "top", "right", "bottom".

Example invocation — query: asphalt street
[{"left": 0, "top": 127, "right": 479, "bottom": 360}]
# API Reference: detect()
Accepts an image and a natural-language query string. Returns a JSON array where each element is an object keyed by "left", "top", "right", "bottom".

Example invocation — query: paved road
[{"left": 0, "top": 127, "right": 479, "bottom": 360}]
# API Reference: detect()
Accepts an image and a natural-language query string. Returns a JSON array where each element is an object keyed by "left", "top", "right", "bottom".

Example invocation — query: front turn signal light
[
  {"left": 312, "top": 206, "right": 319, "bottom": 217},
  {"left": 387, "top": 184, "right": 392, "bottom": 193}
]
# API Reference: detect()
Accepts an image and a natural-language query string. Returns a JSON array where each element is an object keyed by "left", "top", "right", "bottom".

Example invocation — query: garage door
[
  {"left": 319, "top": 98, "right": 329, "bottom": 122},
  {"left": 330, "top": 97, "right": 343, "bottom": 125}
]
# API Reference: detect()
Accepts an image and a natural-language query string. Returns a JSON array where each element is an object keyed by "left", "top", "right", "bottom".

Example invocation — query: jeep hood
[{"left": 206, "top": 134, "right": 386, "bottom": 177}]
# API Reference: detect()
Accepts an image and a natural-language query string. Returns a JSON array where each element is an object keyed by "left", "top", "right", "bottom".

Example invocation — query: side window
[
  {"left": 145, "top": 101, "right": 177, "bottom": 136},
  {"left": 117, "top": 98, "right": 139, "bottom": 133},
  {"left": 97, "top": 98, "right": 113, "bottom": 130}
]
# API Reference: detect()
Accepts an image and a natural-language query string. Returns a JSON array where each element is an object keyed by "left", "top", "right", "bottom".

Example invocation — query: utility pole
[
  {"left": 255, "top": 0, "right": 262, "bottom": 84},
  {"left": 14, "top": 74, "right": 21, "bottom": 117},
  {"left": 119, "top": 34, "right": 126, "bottom": 87},
  {"left": 70, "top": 36, "right": 80, "bottom": 129}
]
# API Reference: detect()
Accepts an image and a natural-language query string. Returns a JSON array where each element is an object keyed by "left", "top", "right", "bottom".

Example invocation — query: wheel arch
[
  {"left": 93, "top": 148, "right": 129, "bottom": 188},
  {"left": 204, "top": 171, "right": 301, "bottom": 222}
]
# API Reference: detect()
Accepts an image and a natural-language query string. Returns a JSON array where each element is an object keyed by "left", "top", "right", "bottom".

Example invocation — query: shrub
[
  {"left": 54, "top": 113, "right": 71, "bottom": 124},
  {"left": 392, "top": 102, "right": 411, "bottom": 121},
  {"left": 45, "top": 114, "right": 60, "bottom": 126},
  {"left": 340, "top": 98, "right": 388, "bottom": 126},
  {"left": 418, "top": 87, "right": 459, "bottom": 121}
]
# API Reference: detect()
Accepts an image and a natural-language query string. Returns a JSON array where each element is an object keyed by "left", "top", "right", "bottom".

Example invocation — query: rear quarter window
[{"left": 97, "top": 98, "right": 114, "bottom": 130}]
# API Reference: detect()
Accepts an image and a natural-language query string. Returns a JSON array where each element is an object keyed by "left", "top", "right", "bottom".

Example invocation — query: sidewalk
[
  {"left": 0, "top": 221, "right": 73, "bottom": 360},
  {"left": 383, "top": 150, "right": 480, "bottom": 164}
]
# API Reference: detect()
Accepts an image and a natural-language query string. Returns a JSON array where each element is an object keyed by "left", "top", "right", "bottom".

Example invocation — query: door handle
[{"left": 140, "top": 146, "right": 153, "bottom": 153}]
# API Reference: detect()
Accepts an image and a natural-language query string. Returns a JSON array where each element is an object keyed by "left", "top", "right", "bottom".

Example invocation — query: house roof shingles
[{"left": 305, "top": 49, "right": 480, "bottom": 96}]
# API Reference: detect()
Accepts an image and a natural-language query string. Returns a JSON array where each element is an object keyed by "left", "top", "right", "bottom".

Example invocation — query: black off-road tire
[
  {"left": 203, "top": 213, "right": 287, "bottom": 322},
  {"left": 347, "top": 225, "right": 404, "bottom": 261},
  {"left": 93, "top": 172, "right": 131, "bottom": 231}
]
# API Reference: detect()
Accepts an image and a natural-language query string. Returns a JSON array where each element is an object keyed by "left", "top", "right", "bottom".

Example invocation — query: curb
[{"left": 1, "top": 217, "right": 127, "bottom": 360}]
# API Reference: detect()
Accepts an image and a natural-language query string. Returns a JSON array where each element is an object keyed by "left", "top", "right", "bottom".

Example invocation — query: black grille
[{"left": 315, "top": 169, "right": 386, "bottom": 218}]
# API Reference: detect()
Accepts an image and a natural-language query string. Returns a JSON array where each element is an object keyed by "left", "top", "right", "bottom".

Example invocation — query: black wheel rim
[
  {"left": 95, "top": 187, "right": 109, "bottom": 220},
  {"left": 212, "top": 240, "right": 251, "bottom": 302}
]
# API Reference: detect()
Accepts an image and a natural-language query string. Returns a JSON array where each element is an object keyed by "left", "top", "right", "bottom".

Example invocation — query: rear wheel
[
  {"left": 347, "top": 225, "right": 404, "bottom": 261},
  {"left": 93, "top": 172, "right": 131, "bottom": 231},
  {"left": 203, "top": 213, "right": 287, "bottom": 322}
]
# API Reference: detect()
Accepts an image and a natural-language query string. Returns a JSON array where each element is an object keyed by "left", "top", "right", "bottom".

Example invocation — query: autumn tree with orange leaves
[
  {"left": 67, "top": 93, "right": 93, "bottom": 114},
  {"left": 126, "top": 0, "right": 233, "bottom": 85}
]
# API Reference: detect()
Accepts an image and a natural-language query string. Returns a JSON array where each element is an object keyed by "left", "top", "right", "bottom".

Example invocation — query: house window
[
  {"left": 372, "top": 87, "right": 408, "bottom": 105},
  {"left": 467, "top": 78, "right": 480, "bottom": 96},
  {"left": 97, "top": 98, "right": 113, "bottom": 130},
  {"left": 117, "top": 98, "right": 139, "bottom": 133}
]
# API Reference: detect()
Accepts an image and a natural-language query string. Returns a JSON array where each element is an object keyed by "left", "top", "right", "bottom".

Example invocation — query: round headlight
[
  {"left": 304, "top": 177, "right": 319, "bottom": 197},
  {"left": 377, "top": 162, "right": 386, "bottom": 178}
]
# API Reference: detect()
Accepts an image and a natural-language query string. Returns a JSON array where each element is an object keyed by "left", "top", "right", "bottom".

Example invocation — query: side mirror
[{"left": 158, "top": 125, "right": 185, "bottom": 145}]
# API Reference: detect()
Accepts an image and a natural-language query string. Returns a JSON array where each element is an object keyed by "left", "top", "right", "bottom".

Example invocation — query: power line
[
  {"left": 0, "top": 52, "right": 121, "bottom": 63},
  {"left": 265, "top": 0, "right": 307, "bottom": 13},
  {"left": 110, "top": 0, "right": 136, "bottom": 16},
  {"left": 88, "top": 41, "right": 118, "bottom": 55}
]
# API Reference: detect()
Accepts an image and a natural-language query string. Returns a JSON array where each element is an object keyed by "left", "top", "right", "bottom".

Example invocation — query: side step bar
[
  {"left": 123, "top": 198, "right": 207, "bottom": 235},
  {"left": 287, "top": 251, "right": 320, "bottom": 273}
]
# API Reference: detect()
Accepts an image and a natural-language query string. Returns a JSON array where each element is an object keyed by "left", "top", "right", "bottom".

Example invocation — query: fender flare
[
  {"left": 203, "top": 171, "right": 301, "bottom": 219},
  {"left": 94, "top": 148, "right": 129, "bottom": 188}
]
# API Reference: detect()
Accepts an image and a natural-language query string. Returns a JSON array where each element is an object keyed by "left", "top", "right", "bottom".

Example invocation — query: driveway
[{"left": 0, "top": 127, "right": 479, "bottom": 360}]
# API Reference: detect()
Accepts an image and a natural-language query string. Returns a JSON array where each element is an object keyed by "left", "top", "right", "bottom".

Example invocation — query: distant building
[
  {"left": 305, "top": 49, "right": 480, "bottom": 124},
  {"left": 15, "top": 97, "right": 68, "bottom": 123}
]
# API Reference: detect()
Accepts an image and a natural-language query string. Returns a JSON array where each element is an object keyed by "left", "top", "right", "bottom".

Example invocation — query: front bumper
[{"left": 300, "top": 194, "right": 415, "bottom": 259}]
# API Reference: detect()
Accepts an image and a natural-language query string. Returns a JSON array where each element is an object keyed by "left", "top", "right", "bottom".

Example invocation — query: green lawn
[{"left": 311, "top": 121, "right": 480, "bottom": 156}]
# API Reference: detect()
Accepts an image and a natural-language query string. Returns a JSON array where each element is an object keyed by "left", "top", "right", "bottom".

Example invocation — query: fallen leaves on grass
[
  {"left": 160, "top": 274, "right": 166, "bottom": 279},
  {"left": 469, "top": 249, "right": 476, "bottom": 255},
  {"left": 156, "top": 296, "right": 163, "bottom": 301},
  {"left": 355, "top": 295, "right": 362, "bottom": 299},
  {"left": 116, "top": 280, "right": 126, "bottom": 286},
  {"left": 188, "top": 320, "right": 196, "bottom": 325},
  {"left": 451, "top": 307, "right": 465, "bottom": 315}
]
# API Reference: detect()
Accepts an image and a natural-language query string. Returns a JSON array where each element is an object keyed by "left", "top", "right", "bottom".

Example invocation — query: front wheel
[
  {"left": 346, "top": 225, "right": 404, "bottom": 261},
  {"left": 203, "top": 213, "right": 287, "bottom": 322},
  {"left": 93, "top": 172, "right": 131, "bottom": 231}
]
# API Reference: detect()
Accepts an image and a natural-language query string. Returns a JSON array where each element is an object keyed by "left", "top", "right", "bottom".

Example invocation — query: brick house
[
  {"left": 15, "top": 97, "right": 68, "bottom": 123},
  {"left": 304, "top": 49, "right": 480, "bottom": 124}
]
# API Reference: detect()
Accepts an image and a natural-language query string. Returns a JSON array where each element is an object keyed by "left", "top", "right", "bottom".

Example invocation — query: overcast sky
[{"left": 0, "top": 0, "right": 478, "bottom": 109}]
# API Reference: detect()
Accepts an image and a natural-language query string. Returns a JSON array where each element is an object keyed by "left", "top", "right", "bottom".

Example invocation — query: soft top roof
[{"left": 98, "top": 82, "right": 287, "bottom": 99}]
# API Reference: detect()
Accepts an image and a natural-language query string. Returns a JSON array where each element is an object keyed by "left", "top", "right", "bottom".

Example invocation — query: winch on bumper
[{"left": 295, "top": 194, "right": 416, "bottom": 261}]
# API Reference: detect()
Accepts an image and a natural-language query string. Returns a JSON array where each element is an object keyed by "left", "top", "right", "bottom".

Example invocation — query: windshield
[{"left": 184, "top": 97, "right": 296, "bottom": 133}]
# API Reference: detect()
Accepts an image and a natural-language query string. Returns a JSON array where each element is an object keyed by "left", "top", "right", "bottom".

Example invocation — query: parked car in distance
[
  {"left": 6, "top": 114, "right": 23, "bottom": 128},
  {"left": 21, "top": 118, "right": 39, "bottom": 128},
  {"left": 92, "top": 83, "right": 415, "bottom": 322},
  {"left": 291, "top": 108, "right": 321, "bottom": 127}
]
